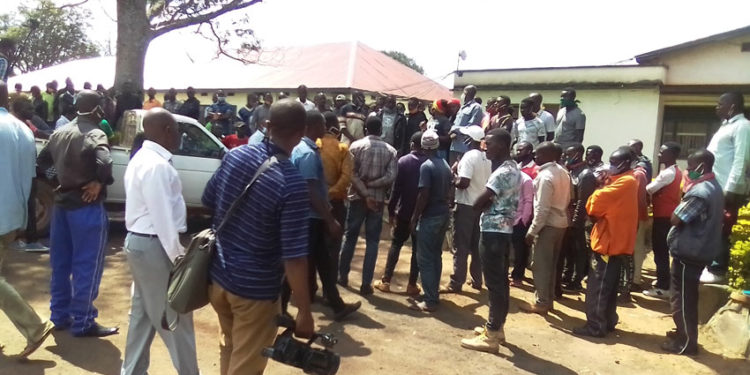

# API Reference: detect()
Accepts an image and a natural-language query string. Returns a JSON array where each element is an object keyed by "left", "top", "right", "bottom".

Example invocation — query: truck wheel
[{"left": 35, "top": 179, "right": 54, "bottom": 237}]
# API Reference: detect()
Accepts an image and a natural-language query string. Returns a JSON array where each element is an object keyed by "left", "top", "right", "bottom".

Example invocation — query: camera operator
[{"left": 202, "top": 99, "right": 315, "bottom": 375}]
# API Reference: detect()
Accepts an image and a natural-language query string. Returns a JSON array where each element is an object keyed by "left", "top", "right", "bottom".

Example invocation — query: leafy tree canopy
[{"left": 381, "top": 50, "right": 424, "bottom": 75}]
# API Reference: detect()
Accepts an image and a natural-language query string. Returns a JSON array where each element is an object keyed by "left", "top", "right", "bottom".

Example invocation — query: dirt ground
[{"left": 0, "top": 219, "right": 747, "bottom": 375}]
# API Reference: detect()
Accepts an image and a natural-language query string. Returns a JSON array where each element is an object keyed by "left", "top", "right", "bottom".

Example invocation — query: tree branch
[
  {"left": 202, "top": 21, "right": 253, "bottom": 63},
  {"left": 151, "top": 0, "right": 262, "bottom": 39},
  {"left": 59, "top": 0, "right": 89, "bottom": 9}
]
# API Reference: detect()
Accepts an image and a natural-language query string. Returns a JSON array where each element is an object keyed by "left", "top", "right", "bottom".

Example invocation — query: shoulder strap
[{"left": 215, "top": 153, "right": 287, "bottom": 234}]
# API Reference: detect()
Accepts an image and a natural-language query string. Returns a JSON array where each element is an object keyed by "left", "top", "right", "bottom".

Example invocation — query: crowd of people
[{"left": 1, "top": 74, "right": 749, "bottom": 375}]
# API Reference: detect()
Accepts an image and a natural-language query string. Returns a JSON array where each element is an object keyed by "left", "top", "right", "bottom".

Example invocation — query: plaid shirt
[
  {"left": 348, "top": 135, "right": 397, "bottom": 202},
  {"left": 673, "top": 196, "right": 707, "bottom": 224}
]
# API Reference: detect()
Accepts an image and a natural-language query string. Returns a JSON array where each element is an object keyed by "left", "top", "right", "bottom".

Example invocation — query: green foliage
[
  {"left": 381, "top": 50, "right": 424, "bottom": 74},
  {"left": 0, "top": 0, "right": 99, "bottom": 74},
  {"left": 728, "top": 204, "right": 750, "bottom": 291}
]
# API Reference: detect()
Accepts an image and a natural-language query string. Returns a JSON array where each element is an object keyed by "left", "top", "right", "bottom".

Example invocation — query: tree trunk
[{"left": 114, "top": 0, "right": 151, "bottom": 125}]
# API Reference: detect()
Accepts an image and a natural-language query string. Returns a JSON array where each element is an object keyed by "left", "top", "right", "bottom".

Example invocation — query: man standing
[
  {"left": 442, "top": 125, "right": 491, "bottom": 293},
  {"left": 250, "top": 93, "right": 273, "bottom": 137},
  {"left": 487, "top": 96, "right": 513, "bottom": 133},
  {"left": 289, "top": 110, "right": 361, "bottom": 320},
  {"left": 208, "top": 90, "right": 235, "bottom": 136},
  {"left": 177, "top": 87, "right": 201, "bottom": 121},
  {"left": 202, "top": 99, "right": 314, "bottom": 375},
  {"left": 339, "top": 92, "right": 367, "bottom": 146},
  {"left": 427, "top": 99, "right": 452, "bottom": 161},
  {"left": 460, "top": 128, "right": 520, "bottom": 352},
  {"left": 515, "top": 141, "right": 539, "bottom": 179},
  {"left": 377, "top": 96, "right": 406, "bottom": 149},
  {"left": 143, "top": 87, "right": 162, "bottom": 110},
  {"left": 162, "top": 88, "right": 183, "bottom": 114},
  {"left": 573, "top": 147, "right": 639, "bottom": 337},
  {"left": 510, "top": 162, "right": 534, "bottom": 287},
  {"left": 339, "top": 116, "right": 397, "bottom": 295},
  {"left": 30, "top": 86, "right": 48, "bottom": 122},
  {"left": 403, "top": 97, "right": 427, "bottom": 156},
  {"left": 559, "top": 144, "right": 597, "bottom": 293},
  {"left": 661, "top": 150, "right": 724, "bottom": 355},
  {"left": 237, "top": 93, "right": 258, "bottom": 129},
  {"left": 314, "top": 92, "right": 331, "bottom": 113},
  {"left": 554, "top": 87, "right": 586, "bottom": 149},
  {"left": 317, "top": 112, "right": 352, "bottom": 276},
  {"left": 221, "top": 122, "right": 250, "bottom": 150},
  {"left": 43, "top": 82, "right": 57, "bottom": 125},
  {"left": 511, "top": 98, "right": 546, "bottom": 148},
  {"left": 296, "top": 85, "right": 316, "bottom": 111},
  {"left": 644, "top": 142, "right": 682, "bottom": 299},
  {"left": 376, "top": 132, "right": 425, "bottom": 295},
  {"left": 620, "top": 156, "right": 649, "bottom": 302},
  {"left": 37, "top": 90, "right": 117, "bottom": 337},
  {"left": 586, "top": 145, "right": 604, "bottom": 170},
  {"left": 121, "top": 109, "right": 199, "bottom": 375},
  {"left": 0, "top": 81, "right": 55, "bottom": 359},
  {"left": 409, "top": 130, "right": 453, "bottom": 312},
  {"left": 450, "top": 85, "right": 484, "bottom": 164},
  {"left": 702, "top": 92, "right": 750, "bottom": 284},
  {"left": 629, "top": 139, "right": 653, "bottom": 181},
  {"left": 520, "top": 142, "right": 570, "bottom": 315},
  {"left": 529, "top": 93, "right": 556, "bottom": 141}
]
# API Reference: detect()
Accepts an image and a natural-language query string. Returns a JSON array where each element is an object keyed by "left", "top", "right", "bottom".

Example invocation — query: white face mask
[{"left": 77, "top": 105, "right": 103, "bottom": 118}]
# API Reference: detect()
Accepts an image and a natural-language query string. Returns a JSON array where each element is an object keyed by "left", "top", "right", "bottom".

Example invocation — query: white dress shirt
[
  {"left": 528, "top": 161, "right": 571, "bottom": 236},
  {"left": 707, "top": 113, "right": 750, "bottom": 195},
  {"left": 297, "top": 98, "right": 316, "bottom": 111},
  {"left": 646, "top": 164, "right": 678, "bottom": 195},
  {"left": 124, "top": 140, "right": 186, "bottom": 262}
]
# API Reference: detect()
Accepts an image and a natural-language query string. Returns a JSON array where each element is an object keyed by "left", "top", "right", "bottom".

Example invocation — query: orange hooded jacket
[{"left": 586, "top": 171, "right": 639, "bottom": 256}]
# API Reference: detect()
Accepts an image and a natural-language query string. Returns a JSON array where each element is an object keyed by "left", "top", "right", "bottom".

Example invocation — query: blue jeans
[
  {"left": 339, "top": 199, "right": 384, "bottom": 288},
  {"left": 49, "top": 203, "right": 108, "bottom": 334},
  {"left": 416, "top": 213, "right": 450, "bottom": 306}
]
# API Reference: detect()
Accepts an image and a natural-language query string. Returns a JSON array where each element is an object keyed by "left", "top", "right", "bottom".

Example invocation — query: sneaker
[
  {"left": 405, "top": 284, "right": 421, "bottom": 296},
  {"left": 460, "top": 328, "right": 504, "bottom": 353},
  {"left": 439, "top": 284, "right": 460, "bottom": 294},
  {"left": 473, "top": 326, "right": 485, "bottom": 335},
  {"left": 699, "top": 269, "right": 726, "bottom": 284},
  {"left": 643, "top": 287, "right": 670, "bottom": 299},
  {"left": 374, "top": 280, "right": 391, "bottom": 293},
  {"left": 23, "top": 242, "right": 49, "bottom": 253},
  {"left": 10, "top": 240, "right": 27, "bottom": 251},
  {"left": 333, "top": 301, "right": 362, "bottom": 321},
  {"left": 409, "top": 301, "right": 437, "bottom": 312}
]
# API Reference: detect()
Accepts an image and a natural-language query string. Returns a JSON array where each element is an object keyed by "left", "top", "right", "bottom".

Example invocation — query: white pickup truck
[{"left": 34, "top": 110, "right": 227, "bottom": 234}]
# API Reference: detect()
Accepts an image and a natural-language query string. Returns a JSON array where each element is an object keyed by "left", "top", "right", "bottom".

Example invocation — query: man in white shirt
[
  {"left": 296, "top": 84, "right": 316, "bottom": 111},
  {"left": 521, "top": 142, "right": 571, "bottom": 315},
  {"left": 702, "top": 92, "right": 750, "bottom": 283},
  {"left": 511, "top": 98, "right": 546, "bottom": 148},
  {"left": 122, "top": 109, "right": 199, "bottom": 375},
  {"left": 529, "top": 93, "right": 555, "bottom": 141},
  {"left": 441, "top": 125, "right": 491, "bottom": 293}
]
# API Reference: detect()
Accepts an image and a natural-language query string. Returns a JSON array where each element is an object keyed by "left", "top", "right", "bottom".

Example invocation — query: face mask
[
  {"left": 217, "top": 96, "right": 226, "bottom": 102},
  {"left": 608, "top": 161, "right": 627, "bottom": 176},
  {"left": 687, "top": 163, "right": 705, "bottom": 180},
  {"left": 560, "top": 98, "right": 576, "bottom": 107},
  {"left": 77, "top": 105, "right": 103, "bottom": 118},
  {"left": 565, "top": 153, "right": 581, "bottom": 166}
]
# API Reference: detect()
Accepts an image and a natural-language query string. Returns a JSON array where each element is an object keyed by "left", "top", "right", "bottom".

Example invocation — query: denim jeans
[
  {"left": 480, "top": 232, "right": 511, "bottom": 331},
  {"left": 416, "top": 213, "right": 450, "bottom": 306},
  {"left": 339, "top": 199, "right": 384, "bottom": 288}
]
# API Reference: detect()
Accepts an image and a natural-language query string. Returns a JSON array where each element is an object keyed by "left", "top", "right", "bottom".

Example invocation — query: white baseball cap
[{"left": 459, "top": 125, "right": 485, "bottom": 142}]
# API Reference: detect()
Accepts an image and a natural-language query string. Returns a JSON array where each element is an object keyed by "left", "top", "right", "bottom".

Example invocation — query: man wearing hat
[
  {"left": 409, "top": 130, "right": 453, "bottom": 312},
  {"left": 441, "top": 125, "right": 491, "bottom": 293},
  {"left": 222, "top": 121, "right": 250, "bottom": 149}
]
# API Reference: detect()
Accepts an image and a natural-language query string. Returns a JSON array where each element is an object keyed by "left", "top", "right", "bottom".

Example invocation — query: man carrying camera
[{"left": 202, "top": 99, "right": 314, "bottom": 375}]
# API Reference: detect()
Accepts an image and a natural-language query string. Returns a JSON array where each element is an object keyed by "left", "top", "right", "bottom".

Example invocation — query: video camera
[{"left": 262, "top": 315, "right": 340, "bottom": 375}]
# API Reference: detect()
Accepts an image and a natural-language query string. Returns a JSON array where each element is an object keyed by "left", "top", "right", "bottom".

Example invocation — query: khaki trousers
[
  {"left": 209, "top": 283, "right": 280, "bottom": 375},
  {"left": 0, "top": 232, "right": 48, "bottom": 344},
  {"left": 531, "top": 226, "right": 567, "bottom": 309}
]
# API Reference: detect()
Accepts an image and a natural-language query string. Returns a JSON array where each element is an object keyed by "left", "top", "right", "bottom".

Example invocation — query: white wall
[
  {"left": 651, "top": 35, "right": 750, "bottom": 85},
  {"left": 474, "top": 88, "right": 662, "bottom": 161}
]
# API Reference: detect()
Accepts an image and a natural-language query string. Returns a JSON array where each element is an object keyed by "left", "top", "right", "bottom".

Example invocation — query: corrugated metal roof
[{"left": 8, "top": 41, "right": 452, "bottom": 101}]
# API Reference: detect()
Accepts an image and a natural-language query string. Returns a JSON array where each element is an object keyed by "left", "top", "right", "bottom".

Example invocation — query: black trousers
[
  {"left": 282, "top": 218, "right": 345, "bottom": 313},
  {"left": 652, "top": 217, "right": 672, "bottom": 290},
  {"left": 510, "top": 222, "right": 530, "bottom": 281},
  {"left": 618, "top": 255, "right": 635, "bottom": 295},
  {"left": 557, "top": 226, "right": 588, "bottom": 288},
  {"left": 585, "top": 253, "right": 623, "bottom": 335},
  {"left": 382, "top": 217, "right": 419, "bottom": 285},
  {"left": 670, "top": 257, "right": 702, "bottom": 353},
  {"left": 327, "top": 199, "right": 347, "bottom": 276},
  {"left": 24, "top": 179, "right": 39, "bottom": 243},
  {"left": 480, "top": 232, "right": 511, "bottom": 331}
]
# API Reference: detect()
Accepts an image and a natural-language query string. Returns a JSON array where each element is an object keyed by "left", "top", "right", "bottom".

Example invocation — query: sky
[{"left": 5, "top": 0, "right": 750, "bottom": 87}]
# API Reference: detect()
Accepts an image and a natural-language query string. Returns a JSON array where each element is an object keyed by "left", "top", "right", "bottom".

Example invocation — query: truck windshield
[{"left": 175, "top": 122, "right": 222, "bottom": 158}]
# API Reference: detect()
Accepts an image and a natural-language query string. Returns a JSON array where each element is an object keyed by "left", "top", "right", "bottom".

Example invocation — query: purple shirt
[
  {"left": 514, "top": 172, "right": 534, "bottom": 226},
  {"left": 388, "top": 151, "right": 428, "bottom": 222}
]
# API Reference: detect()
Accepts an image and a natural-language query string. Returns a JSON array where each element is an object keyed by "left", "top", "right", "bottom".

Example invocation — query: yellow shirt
[
  {"left": 586, "top": 171, "right": 639, "bottom": 256},
  {"left": 316, "top": 134, "right": 352, "bottom": 201}
]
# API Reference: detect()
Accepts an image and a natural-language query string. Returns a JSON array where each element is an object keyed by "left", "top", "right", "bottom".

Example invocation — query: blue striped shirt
[{"left": 203, "top": 141, "right": 310, "bottom": 300}]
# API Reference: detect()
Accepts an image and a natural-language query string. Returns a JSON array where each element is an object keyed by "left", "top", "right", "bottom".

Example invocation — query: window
[
  {"left": 175, "top": 122, "right": 223, "bottom": 158},
  {"left": 661, "top": 106, "right": 721, "bottom": 159}
]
